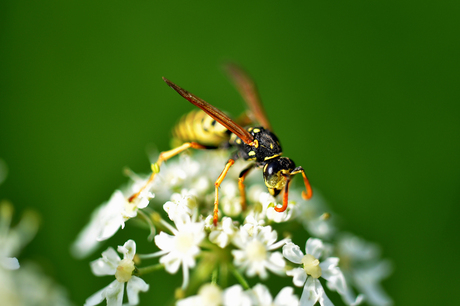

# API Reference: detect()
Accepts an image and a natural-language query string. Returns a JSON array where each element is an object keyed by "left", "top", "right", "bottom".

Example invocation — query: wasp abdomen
[{"left": 172, "top": 109, "right": 230, "bottom": 147}]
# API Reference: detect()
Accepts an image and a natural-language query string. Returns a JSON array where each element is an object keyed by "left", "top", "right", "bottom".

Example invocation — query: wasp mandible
[{"left": 129, "top": 64, "right": 313, "bottom": 225}]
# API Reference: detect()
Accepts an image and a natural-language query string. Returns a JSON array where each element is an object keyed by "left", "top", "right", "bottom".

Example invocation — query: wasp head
[{"left": 263, "top": 157, "right": 297, "bottom": 196}]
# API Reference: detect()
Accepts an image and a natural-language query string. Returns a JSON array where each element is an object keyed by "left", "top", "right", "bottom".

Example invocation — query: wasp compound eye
[{"left": 263, "top": 157, "right": 296, "bottom": 190}]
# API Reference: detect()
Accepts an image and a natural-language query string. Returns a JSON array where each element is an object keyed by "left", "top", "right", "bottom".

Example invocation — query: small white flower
[
  {"left": 337, "top": 234, "right": 392, "bottom": 306},
  {"left": 261, "top": 192, "right": 295, "bottom": 223},
  {"left": 209, "top": 216, "right": 238, "bottom": 248},
  {"left": 176, "top": 283, "right": 254, "bottom": 306},
  {"left": 152, "top": 156, "right": 191, "bottom": 195},
  {"left": 283, "top": 238, "right": 361, "bottom": 306},
  {"left": 163, "top": 189, "right": 198, "bottom": 220},
  {"left": 337, "top": 234, "right": 380, "bottom": 262},
  {"left": 248, "top": 283, "right": 299, "bottom": 306},
  {"left": 245, "top": 189, "right": 295, "bottom": 223},
  {"left": 242, "top": 215, "right": 265, "bottom": 236},
  {"left": 150, "top": 214, "right": 205, "bottom": 289},
  {"left": 247, "top": 183, "right": 266, "bottom": 204},
  {"left": 85, "top": 240, "right": 149, "bottom": 306},
  {"left": 72, "top": 188, "right": 152, "bottom": 259},
  {"left": 244, "top": 190, "right": 269, "bottom": 222},
  {"left": 222, "top": 284, "right": 253, "bottom": 306},
  {"left": 0, "top": 261, "right": 72, "bottom": 306},
  {"left": 294, "top": 191, "right": 336, "bottom": 240},
  {"left": 232, "top": 225, "right": 288, "bottom": 279},
  {"left": 189, "top": 175, "right": 212, "bottom": 196},
  {"left": 152, "top": 152, "right": 216, "bottom": 198},
  {"left": 177, "top": 283, "right": 223, "bottom": 306},
  {"left": 353, "top": 261, "right": 392, "bottom": 306},
  {"left": 220, "top": 180, "right": 243, "bottom": 217}
]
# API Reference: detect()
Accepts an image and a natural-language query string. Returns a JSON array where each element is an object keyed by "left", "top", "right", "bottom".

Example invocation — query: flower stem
[
  {"left": 137, "top": 209, "right": 156, "bottom": 241},
  {"left": 228, "top": 264, "right": 250, "bottom": 290},
  {"left": 135, "top": 263, "right": 164, "bottom": 276},
  {"left": 211, "top": 268, "right": 218, "bottom": 284}
]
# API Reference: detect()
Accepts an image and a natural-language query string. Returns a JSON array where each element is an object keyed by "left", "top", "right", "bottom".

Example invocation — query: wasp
[{"left": 129, "top": 64, "right": 312, "bottom": 225}]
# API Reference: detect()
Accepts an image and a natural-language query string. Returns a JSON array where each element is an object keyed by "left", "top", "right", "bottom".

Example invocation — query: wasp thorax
[{"left": 263, "top": 157, "right": 296, "bottom": 192}]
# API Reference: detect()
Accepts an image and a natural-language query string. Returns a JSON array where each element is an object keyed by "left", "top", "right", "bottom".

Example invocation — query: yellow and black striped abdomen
[{"left": 172, "top": 110, "right": 230, "bottom": 147}]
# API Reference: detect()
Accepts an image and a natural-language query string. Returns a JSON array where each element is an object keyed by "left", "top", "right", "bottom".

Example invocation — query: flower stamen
[
  {"left": 115, "top": 258, "right": 135, "bottom": 282},
  {"left": 246, "top": 240, "right": 267, "bottom": 262},
  {"left": 301, "top": 254, "right": 322, "bottom": 279},
  {"left": 175, "top": 232, "right": 195, "bottom": 253}
]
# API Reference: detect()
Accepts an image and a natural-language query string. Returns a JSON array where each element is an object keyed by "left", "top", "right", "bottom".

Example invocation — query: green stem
[
  {"left": 135, "top": 263, "right": 164, "bottom": 276},
  {"left": 228, "top": 264, "right": 250, "bottom": 290},
  {"left": 219, "top": 263, "right": 228, "bottom": 288},
  {"left": 137, "top": 209, "right": 156, "bottom": 241},
  {"left": 211, "top": 268, "right": 218, "bottom": 284}
]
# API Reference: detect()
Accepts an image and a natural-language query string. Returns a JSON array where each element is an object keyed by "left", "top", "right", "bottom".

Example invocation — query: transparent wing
[
  {"left": 224, "top": 62, "right": 272, "bottom": 131},
  {"left": 163, "top": 77, "right": 255, "bottom": 146}
]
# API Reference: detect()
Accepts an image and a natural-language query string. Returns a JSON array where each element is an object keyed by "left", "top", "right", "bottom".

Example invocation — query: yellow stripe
[
  {"left": 172, "top": 110, "right": 229, "bottom": 146},
  {"left": 264, "top": 153, "right": 283, "bottom": 161}
]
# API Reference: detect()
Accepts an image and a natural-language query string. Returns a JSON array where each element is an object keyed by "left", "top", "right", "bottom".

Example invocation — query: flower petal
[
  {"left": 176, "top": 295, "right": 202, "bottom": 306},
  {"left": 305, "top": 238, "right": 324, "bottom": 259},
  {"left": 154, "top": 232, "right": 175, "bottom": 251},
  {"left": 103, "top": 280, "right": 124, "bottom": 306},
  {"left": 320, "top": 257, "right": 361, "bottom": 305},
  {"left": 118, "top": 239, "right": 136, "bottom": 260},
  {"left": 354, "top": 260, "right": 393, "bottom": 306},
  {"left": 90, "top": 247, "right": 120, "bottom": 276},
  {"left": 127, "top": 276, "right": 149, "bottom": 305},
  {"left": 266, "top": 252, "right": 286, "bottom": 276},
  {"left": 300, "top": 278, "right": 333, "bottom": 306},
  {"left": 283, "top": 242, "right": 304, "bottom": 264},
  {"left": 160, "top": 252, "right": 181, "bottom": 273},
  {"left": 97, "top": 191, "right": 127, "bottom": 241},
  {"left": 2, "top": 257, "right": 19, "bottom": 270},
  {"left": 286, "top": 267, "right": 308, "bottom": 287},
  {"left": 273, "top": 286, "right": 300, "bottom": 306},
  {"left": 84, "top": 286, "right": 106, "bottom": 306},
  {"left": 319, "top": 257, "right": 339, "bottom": 274},
  {"left": 222, "top": 285, "right": 252, "bottom": 306}
]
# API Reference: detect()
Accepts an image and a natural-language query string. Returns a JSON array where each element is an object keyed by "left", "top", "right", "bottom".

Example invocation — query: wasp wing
[
  {"left": 224, "top": 62, "right": 272, "bottom": 131},
  {"left": 163, "top": 77, "right": 255, "bottom": 146}
]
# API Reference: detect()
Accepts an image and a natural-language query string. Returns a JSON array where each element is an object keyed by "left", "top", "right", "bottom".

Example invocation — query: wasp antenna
[{"left": 291, "top": 166, "right": 313, "bottom": 200}]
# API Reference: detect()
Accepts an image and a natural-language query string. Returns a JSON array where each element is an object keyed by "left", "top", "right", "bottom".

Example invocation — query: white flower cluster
[{"left": 73, "top": 150, "right": 393, "bottom": 306}]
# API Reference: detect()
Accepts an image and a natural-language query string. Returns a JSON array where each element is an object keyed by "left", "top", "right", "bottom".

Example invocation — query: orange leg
[
  {"left": 274, "top": 176, "right": 291, "bottom": 212},
  {"left": 288, "top": 166, "right": 313, "bottom": 200},
  {"left": 298, "top": 169, "right": 313, "bottom": 200},
  {"left": 213, "top": 159, "right": 235, "bottom": 226},
  {"left": 274, "top": 166, "right": 312, "bottom": 213},
  {"left": 238, "top": 165, "right": 254, "bottom": 212},
  {"left": 128, "top": 142, "right": 207, "bottom": 203}
]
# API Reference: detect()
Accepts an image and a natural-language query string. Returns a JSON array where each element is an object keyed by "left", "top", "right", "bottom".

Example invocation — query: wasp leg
[
  {"left": 128, "top": 142, "right": 208, "bottom": 203},
  {"left": 274, "top": 176, "right": 291, "bottom": 212},
  {"left": 238, "top": 164, "right": 255, "bottom": 211},
  {"left": 213, "top": 159, "right": 235, "bottom": 226},
  {"left": 290, "top": 166, "right": 313, "bottom": 200}
]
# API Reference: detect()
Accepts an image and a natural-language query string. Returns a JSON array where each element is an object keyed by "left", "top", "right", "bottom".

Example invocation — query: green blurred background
[{"left": 1, "top": 1, "right": 459, "bottom": 305}]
